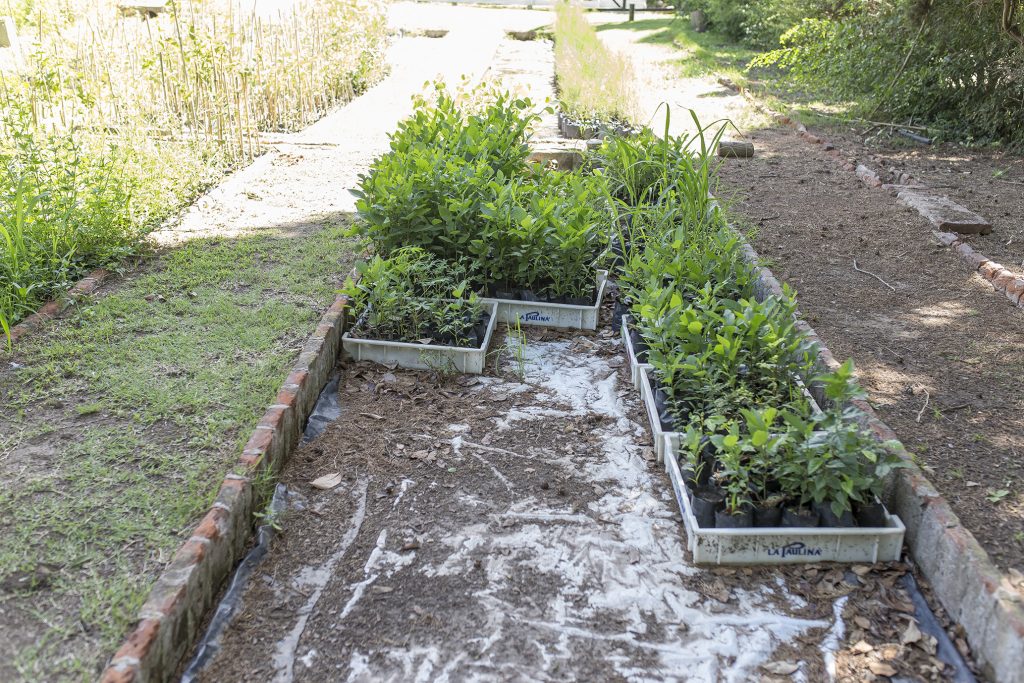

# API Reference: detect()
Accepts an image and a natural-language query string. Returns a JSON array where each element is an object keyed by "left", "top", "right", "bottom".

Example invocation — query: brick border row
[
  {"left": 933, "top": 230, "right": 1024, "bottom": 310},
  {"left": 730, "top": 86, "right": 1022, "bottom": 314},
  {"left": 738, "top": 237, "right": 1024, "bottom": 683},
  {"left": 5, "top": 268, "right": 111, "bottom": 345},
  {"left": 100, "top": 290, "right": 352, "bottom": 683}
]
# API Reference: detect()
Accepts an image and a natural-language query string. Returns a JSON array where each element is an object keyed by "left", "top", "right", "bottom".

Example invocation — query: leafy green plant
[
  {"left": 341, "top": 248, "right": 485, "bottom": 348},
  {"left": 352, "top": 89, "right": 610, "bottom": 302}
]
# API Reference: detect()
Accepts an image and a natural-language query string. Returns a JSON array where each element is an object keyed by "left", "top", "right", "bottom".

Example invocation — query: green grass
[
  {"left": 554, "top": 4, "right": 638, "bottom": 123},
  {"left": 595, "top": 17, "right": 758, "bottom": 83},
  {"left": 0, "top": 221, "right": 357, "bottom": 681}
]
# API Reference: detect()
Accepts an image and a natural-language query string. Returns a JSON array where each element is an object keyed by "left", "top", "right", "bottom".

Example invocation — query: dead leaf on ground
[
  {"left": 868, "top": 661, "right": 898, "bottom": 677},
  {"left": 310, "top": 472, "right": 342, "bottom": 490},
  {"left": 854, "top": 616, "right": 871, "bottom": 630},
  {"left": 851, "top": 640, "right": 874, "bottom": 654},
  {"left": 359, "top": 412, "right": 385, "bottom": 420},
  {"left": 761, "top": 661, "right": 800, "bottom": 675},
  {"left": 901, "top": 619, "right": 922, "bottom": 645}
]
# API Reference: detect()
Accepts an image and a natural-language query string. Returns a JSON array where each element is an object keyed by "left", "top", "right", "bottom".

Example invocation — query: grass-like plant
[{"left": 553, "top": 1, "right": 639, "bottom": 125}]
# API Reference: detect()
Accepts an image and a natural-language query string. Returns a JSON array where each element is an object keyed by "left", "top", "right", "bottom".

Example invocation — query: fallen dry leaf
[
  {"left": 310, "top": 472, "right": 342, "bottom": 490},
  {"left": 851, "top": 640, "right": 874, "bottom": 654},
  {"left": 359, "top": 412, "right": 385, "bottom": 420},
  {"left": 761, "top": 661, "right": 800, "bottom": 675},
  {"left": 854, "top": 616, "right": 871, "bottom": 630},
  {"left": 901, "top": 619, "right": 922, "bottom": 645},
  {"left": 868, "top": 661, "right": 897, "bottom": 677}
]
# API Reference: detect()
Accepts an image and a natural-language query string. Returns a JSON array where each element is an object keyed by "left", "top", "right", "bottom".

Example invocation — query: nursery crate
[
  {"left": 620, "top": 314, "right": 651, "bottom": 390},
  {"left": 639, "top": 366, "right": 823, "bottom": 469},
  {"left": 341, "top": 302, "right": 498, "bottom": 375},
  {"left": 481, "top": 271, "right": 608, "bottom": 331},
  {"left": 662, "top": 434, "right": 906, "bottom": 565},
  {"left": 637, "top": 366, "right": 670, "bottom": 466}
]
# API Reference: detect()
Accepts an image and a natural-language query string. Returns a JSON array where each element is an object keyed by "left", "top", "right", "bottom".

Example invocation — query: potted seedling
[{"left": 710, "top": 430, "right": 753, "bottom": 528}]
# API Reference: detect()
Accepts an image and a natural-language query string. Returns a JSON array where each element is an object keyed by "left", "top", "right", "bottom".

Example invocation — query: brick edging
[
  {"left": 100, "top": 292, "right": 353, "bottom": 683},
  {"left": 740, "top": 238, "right": 1024, "bottom": 683},
  {"left": 933, "top": 230, "right": 1024, "bottom": 310},
  {"left": 6, "top": 268, "right": 111, "bottom": 345}
]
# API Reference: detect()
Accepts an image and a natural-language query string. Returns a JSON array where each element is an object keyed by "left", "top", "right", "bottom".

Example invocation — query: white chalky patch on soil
[{"left": 410, "top": 339, "right": 826, "bottom": 681}]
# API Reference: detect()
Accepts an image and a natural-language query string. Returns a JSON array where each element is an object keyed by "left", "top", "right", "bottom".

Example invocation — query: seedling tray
[
  {"left": 637, "top": 366, "right": 669, "bottom": 465},
  {"left": 342, "top": 302, "right": 498, "bottom": 374},
  {"left": 620, "top": 314, "right": 650, "bottom": 390},
  {"left": 480, "top": 271, "right": 608, "bottom": 331},
  {"left": 638, "top": 367, "right": 823, "bottom": 469},
  {"left": 662, "top": 434, "right": 905, "bottom": 565}
]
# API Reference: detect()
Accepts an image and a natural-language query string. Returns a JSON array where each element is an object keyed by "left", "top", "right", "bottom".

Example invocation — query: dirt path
[{"left": 589, "top": 15, "right": 1024, "bottom": 577}]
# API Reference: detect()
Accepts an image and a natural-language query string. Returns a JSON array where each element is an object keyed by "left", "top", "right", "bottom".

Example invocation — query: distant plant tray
[
  {"left": 662, "top": 433, "right": 906, "bottom": 565},
  {"left": 341, "top": 302, "right": 498, "bottom": 374},
  {"left": 480, "top": 270, "right": 608, "bottom": 331}
]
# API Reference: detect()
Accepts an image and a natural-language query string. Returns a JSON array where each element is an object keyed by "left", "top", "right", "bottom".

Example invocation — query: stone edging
[
  {"left": 740, "top": 238, "right": 1024, "bottom": 683},
  {"left": 99, "top": 292, "right": 351, "bottom": 683},
  {"left": 6, "top": 268, "right": 111, "bottom": 345}
]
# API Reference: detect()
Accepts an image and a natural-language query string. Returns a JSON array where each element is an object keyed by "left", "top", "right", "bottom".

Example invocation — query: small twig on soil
[
  {"left": 937, "top": 403, "right": 972, "bottom": 414},
  {"left": 759, "top": 215, "right": 780, "bottom": 222},
  {"left": 994, "top": 178, "right": 1024, "bottom": 186},
  {"left": 853, "top": 260, "right": 897, "bottom": 292},
  {"left": 915, "top": 389, "right": 930, "bottom": 423}
]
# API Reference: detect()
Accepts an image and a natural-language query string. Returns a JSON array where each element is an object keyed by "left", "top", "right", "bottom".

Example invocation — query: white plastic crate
[
  {"left": 480, "top": 271, "right": 608, "bottom": 331},
  {"left": 342, "top": 302, "right": 498, "bottom": 375},
  {"left": 620, "top": 314, "right": 651, "bottom": 390},
  {"left": 662, "top": 434, "right": 905, "bottom": 565},
  {"left": 637, "top": 366, "right": 671, "bottom": 466}
]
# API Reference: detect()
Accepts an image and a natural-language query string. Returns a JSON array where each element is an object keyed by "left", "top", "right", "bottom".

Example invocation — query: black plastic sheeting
[
  {"left": 180, "top": 374, "right": 342, "bottom": 681},
  {"left": 897, "top": 573, "right": 976, "bottom": 683},
  {"left": 303, "top": 373, "right": 341, "bottom": 442},
  {"left": 179, "top": 484, "right": 289, "bottom": 683}
]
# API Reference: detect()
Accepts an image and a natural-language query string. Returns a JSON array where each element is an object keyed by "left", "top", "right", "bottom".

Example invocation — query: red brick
[
  {"left": 285, "top": 368, "right": 309, "bottom": 388},
  {"left": 141, "top": 580, "right": 187, "bottom": 617},
  {"left": 110, "top": 619, "right": 161, "bottom": 664},
  {"left": 979, "top": 261, "right": 1001, "bottom": 280},
  {"left": 992, "top": 271, "right": 1016, "bottom": 292},
  {"left": 258, "top": 406, "right": 286, "bottom": 431},
  {"left": 243, "top": 425, "right": 274, "bottom": 455},
  {"left": 172, "top": 539, "right": 206, "bottom": 569},
  {"left": 100, "top": 661, "right": 139, "bottom": 683},
  {"left": 193, "top": 507, "right": 230, "bottom": 543},
  {"left": 1004, "top": 278, "right": 1024, "bottom": 305},
  {"left": 275, "top": 384, "right": 300, "bottom": 408}
]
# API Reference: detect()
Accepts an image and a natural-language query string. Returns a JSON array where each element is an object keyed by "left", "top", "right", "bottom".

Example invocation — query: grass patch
[
  {"left": 554, "top": 4, "right": 638, "bottom": 123},
  {"left": 595, "top": 17, "right": 758, "bottom": 83},
  {"left": 0, "top": 220, "right": 357, "bottom": 681}
]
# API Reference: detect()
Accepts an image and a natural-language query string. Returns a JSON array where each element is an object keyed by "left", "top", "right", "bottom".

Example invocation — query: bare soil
[
  {"left": 716, "top": 127, "right": 1024, "bottom": 575},
  {"left": 195, "top": 324, "right": 966, "bottom": 682},
  {"left": 825, "top": 128, "right": 1024, "bottom": 277}
]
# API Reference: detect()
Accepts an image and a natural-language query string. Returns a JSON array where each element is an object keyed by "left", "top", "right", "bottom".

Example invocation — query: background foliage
[{"left": 683, "top": 0, "right": 1024, "bottom": 146}]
